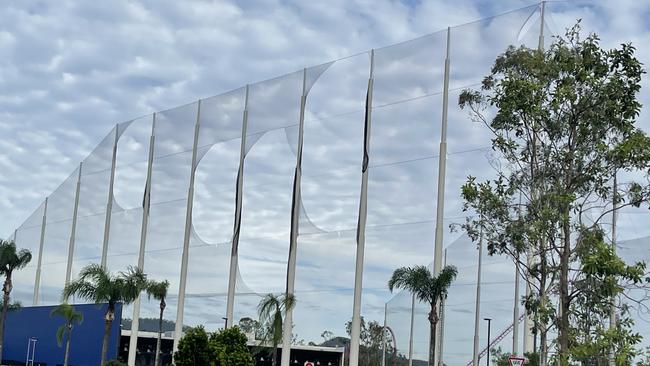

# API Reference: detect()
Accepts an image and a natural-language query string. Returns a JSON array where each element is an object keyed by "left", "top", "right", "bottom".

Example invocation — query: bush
[
  {"left": 174, "top": 326, "right": 212, "bottom": 366},
  {"left": 210, "top": 327, "right": 255, "bottom": 366},
  {"left": 107, "top": 360, "right": 128, "bottom": 366},
  {"left": 174, "top": 325, "right": 254, "bottom": 366}
]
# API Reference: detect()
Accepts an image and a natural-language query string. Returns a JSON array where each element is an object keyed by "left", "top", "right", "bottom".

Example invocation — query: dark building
[{"left": 119, "top": 331, "right": 344, "bottom": 366}]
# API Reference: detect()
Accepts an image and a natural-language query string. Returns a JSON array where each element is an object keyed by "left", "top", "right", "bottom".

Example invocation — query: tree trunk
[
  {"left": 0, "top": 273, "right": 12, "bottom": 364},
  {"left": 101, "top": 309, "right": 114, "bottom": 366},
  {"left": 428, "top": 306, "right": 438, "bottom": 366},
  {"left": 64, "top": 329, "right": 71, "bottom": 366},
  {"left": 539, "top": 328, "right": 547, "bottom": 366},
  {"left": 155, "top": 300, "right": 165, "bottom": 366}
]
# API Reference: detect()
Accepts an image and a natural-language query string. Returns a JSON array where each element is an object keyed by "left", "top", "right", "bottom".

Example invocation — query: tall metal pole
[
  {"left": 439, "top": 249, "right": 448, "bottom": 365},
  {"left": 33, "top": 197, "right": 48, "bottom": 305},
  {"left": 281, "top": 69, "right": 309, "bottom": 366},
  {"left": 408, "top": 293, "right": 415, "bottom": 366},
  {"left": 382, "top": 303, "right": 387, "bottom": 366},
  {"left": 609, "top": 173, "right": 618, "bottom": 366},
  {"left": 100, "top": 125, "right": 119, "bottom": 268},
  {"left": 538, "top": 1, "right": 546, "bottom": 52},
  {"left": 513, "top": 257, "right": 520, "bottom": 355},
  {"left": 433, "top": 27, "right": 451, "bottom": 366},
  {"left": 128, "top": 114, "right": 156, "bottom": 366},
  {"left": 225, "top": 85, "right": 250, "bottom": 328},
  {"left": 525, "top": 2, "right": 546, "bottom": 353},
  {"left": 485, "top": 318, "right": 492, "bottom": 366},
  {"left": 173, "top": 101, "right": 202, "bottom": 353},
  {"left": 513, "top": 193, "right": 522, "bottom": 356},
  {"left": 472, "top": 223, "right": 484, "bottom": 366},
  {"left": 350, "top": 50, "right": 375, "bottom": 366},
  {"left": 65, "top": 162, "right": 83, "bottom": 287}
]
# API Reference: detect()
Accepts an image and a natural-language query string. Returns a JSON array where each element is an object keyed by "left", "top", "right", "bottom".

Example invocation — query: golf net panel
[
  {"left": 141, "top": 101, "right": 198, "bottom": 327},
  {"left": 292, "top": 54, "right": 367, "bottom": 343},
  {"left": 11, "top": 201, "right": 46, "bottom": 305},
  {"left": 184, "top": 87, "right": 246, "bottom": 330}
]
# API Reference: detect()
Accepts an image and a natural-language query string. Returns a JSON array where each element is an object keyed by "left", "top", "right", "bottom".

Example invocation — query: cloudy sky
[{"left": 4, "top": 0, "right": 650, "bottom": 364}]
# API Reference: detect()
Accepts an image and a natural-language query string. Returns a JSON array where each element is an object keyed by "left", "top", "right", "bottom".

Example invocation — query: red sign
[
  {"left": 304, "top": 362, "right": 314, "bottom": 366},
  {"left": 508, "top": 356, "right": 526, "bottom": 366}
]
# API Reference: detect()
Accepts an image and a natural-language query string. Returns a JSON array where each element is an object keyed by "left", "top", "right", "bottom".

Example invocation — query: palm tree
[
  {"left": 51, "top": 303, "right": 83, "bottom": 366},
  {"left": 0, "top": 239, "right": 32, "bottom": 363},
  {"left": 388, "top": 265, "right": 457, "bottom": 366},
  {"left": 63, "top": 264, "right": 147, "bottom": 366},
  {"left": 145, "top": 279, "right": 169, "bottom": 366},
  {"left": 257, "top": 293, "right": 296, "bottom": 366}
]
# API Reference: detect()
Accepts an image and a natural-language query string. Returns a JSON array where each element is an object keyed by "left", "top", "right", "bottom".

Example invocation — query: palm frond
[
  {"left": 51, "top": 303, "right": 84, "bottom": 324},
  {"left": 120, "top": 266, "right": 148, "bottom": 303},
  {"left": 62, "top": 278, "right": 100, "bottom": 303},
  {"left": 388, "top": 265, "right": 432, "bottom": 302},
  {"left": 56, "top": 325, "right": 66, "bottom": 347},
  {"left": 146, "top": 279, "right": 169, "bottom": 301},
  {"left": 431, "top": 265, "right": 458, "bottom": 300}
]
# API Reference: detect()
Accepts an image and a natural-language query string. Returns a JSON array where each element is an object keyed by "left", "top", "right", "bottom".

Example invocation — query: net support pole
[
  {"left": 225, "top": 85, "right": 250, "bottom": 329},
  {"left": 433, "top": 27, "right": 451, "bottom": 366},
  {"left": 281, "top": 68, "right": 308, "bottom": 366},
  {"left": 408, "top": 293, "right": 415, "bottom": 366},
  {"left": 382, "top": 302, "right": 387, "bottom": 366},
  {"left": 472, "top": 224, "right": 483, "bottom": 365},
  {"left": 609, "top": 173, "right": 618, "bottom": 366},
  {"left": 349, "top": 49, "right": 375, "bottom": 366},
  {"left": 439, "top": 249, "right": 448, "bottom": 363},
  {"left": 513, "top": 256, "right": 520, "bottom": 355},
  {"left": 128, "top": 114, "right": 156, "bottom": 366},
  {"left": 32, "top": 197, "right": 48, "bottom": 305},
  {"left": 65, "top": 162, "right": 83, "bottom": 287},
  {"left": 525, "top": 2, "right": 546, "bottom": 352},
  {"left": 101, "top": 125, "right": 119, "bottom": 268},
  {"left": 173, "top": 101, "right": 202, "bottom": 353}
]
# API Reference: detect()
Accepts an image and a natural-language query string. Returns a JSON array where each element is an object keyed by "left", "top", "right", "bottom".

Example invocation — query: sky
[{"left": 3, "top": 0, "right": 650, "bottom": 364}]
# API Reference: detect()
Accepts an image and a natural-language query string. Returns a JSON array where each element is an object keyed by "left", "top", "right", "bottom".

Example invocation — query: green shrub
[
  {"left": 210, "top": 326, "right": 255, "bottom": 366},
  {"left": 174, "top": 325, "right": 254, "bottom": 366},
  {"left": 174, "top": 326, "right": 212, "bottom": 366},
  {"left": 107, "top": 360, "right": 128, "bottom": 366}
]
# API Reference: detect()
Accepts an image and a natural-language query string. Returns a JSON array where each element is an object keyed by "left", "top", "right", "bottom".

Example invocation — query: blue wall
[{"left": 4, "top": 303, "right": 123, "bottom": 366}]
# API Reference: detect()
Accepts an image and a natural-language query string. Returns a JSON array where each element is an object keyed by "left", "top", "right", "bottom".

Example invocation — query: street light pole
[{"left": 484, "top": 318, "right": 492, "bottom": 366}]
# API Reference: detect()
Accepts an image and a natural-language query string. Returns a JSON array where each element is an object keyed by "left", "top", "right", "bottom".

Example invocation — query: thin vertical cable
[
  {"left": 281, "top": 69, "right": 308, "bottom": 366},
  {"left": 128, "top": 114, "right": 156, "bottom": 366},
  {"left": 226, "top": 85, "right": 250, "bottom": 328},
  {"left": 433, "top": 26, "right": 451, "bottom": 366},
  {"left": 65, "top": 162, "right": 83, "bottom": 287},
  {"left": 101, "top": 125, "right": 119, "bottom": 268},
  {"left": 33, "top": 197, "right": 48, "bottom": 305},
  {"left": 173, "top": 101, "right": 202, "bottom": 353},
  {"left": 349, "top": 49, "right": 374, "bottom": 366}
]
